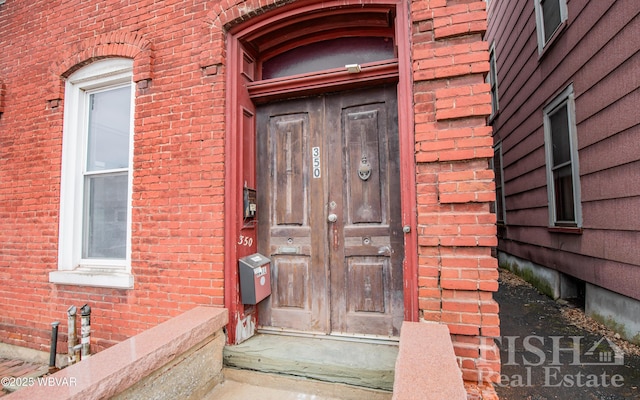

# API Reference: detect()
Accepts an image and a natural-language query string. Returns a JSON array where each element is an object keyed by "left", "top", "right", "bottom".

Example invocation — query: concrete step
[
  {"left": 203, "top": 368, "right": 392, "bottom": 400},
  {"left": 222, "top": 334, "right": 399, "bottom": 391}
]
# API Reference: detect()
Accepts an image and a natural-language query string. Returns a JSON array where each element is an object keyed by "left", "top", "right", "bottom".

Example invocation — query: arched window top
[
  {"left": 262, "top": 36, "right": 395, "bottom": 79},
  {"left": 67, "top": 58, "right": 133, "bottom": 88}
]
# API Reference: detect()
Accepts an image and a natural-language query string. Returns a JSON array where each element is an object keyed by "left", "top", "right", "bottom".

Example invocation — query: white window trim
[
  {"left": 51, "top": 58, "right": 135, "bottom": 289},
  {"left": 533, "top": 0, "right": 568, "bottom": 54},
  {"left": 543, "top": 84, "right": 582, "bottom": 228}
]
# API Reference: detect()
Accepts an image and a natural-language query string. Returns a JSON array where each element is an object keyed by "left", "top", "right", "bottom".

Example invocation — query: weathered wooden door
[{"left": 257, "top": 86, "right": 404, "bottom": 337}]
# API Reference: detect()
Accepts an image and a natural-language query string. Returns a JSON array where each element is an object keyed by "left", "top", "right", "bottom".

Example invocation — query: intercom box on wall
[{"left": 243, "top": 187, "right": 257, "bottom": 219}]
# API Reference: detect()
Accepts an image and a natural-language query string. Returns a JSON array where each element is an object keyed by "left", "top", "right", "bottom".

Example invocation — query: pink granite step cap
[
  {"left": 392, "top": 321, "right": 467, "bottom": 400},
  {"left": 6, "top": 306, "right": 228, "bottom": 400}
]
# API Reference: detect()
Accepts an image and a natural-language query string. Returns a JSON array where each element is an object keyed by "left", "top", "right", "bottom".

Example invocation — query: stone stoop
[
  {"left": 392, "top": 321, "right": 467, "bottom": 400},
  {"left": 222, "top": 325, "right": 494, "bottom": 400},
  {"left": 222, "top": 334, "right": 398, "bottom": 392},
  {"left": 205, "top": 368, "right": 392, "bottom": 400}
]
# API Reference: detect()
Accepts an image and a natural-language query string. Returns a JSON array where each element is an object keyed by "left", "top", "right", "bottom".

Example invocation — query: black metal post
[{"left": 49, "top": 321, "right": 59, "bottom": 372}]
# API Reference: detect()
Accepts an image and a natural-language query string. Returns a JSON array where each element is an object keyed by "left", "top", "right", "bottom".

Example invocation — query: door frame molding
[{"left": 224, "top": 0, "right": 417, "bottom": 344}]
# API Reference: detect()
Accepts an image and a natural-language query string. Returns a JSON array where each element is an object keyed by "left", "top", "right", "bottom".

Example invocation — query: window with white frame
[
  {"left": 491, "top": 142, "right": 506, "bottom": 224},
  {"left": 543, "top": 84, "right": 581, "bottom": 228},
  {"left": 51, "top": 58, "right": 135, "bottom": 289},
  {"left": 487, "top": 43, "right": 499, "bottom": 118},
  {"left": 534, "top": 0, "right": 568, "bottom": 53}
]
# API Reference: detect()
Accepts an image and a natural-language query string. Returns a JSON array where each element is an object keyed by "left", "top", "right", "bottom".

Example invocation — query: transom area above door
[{"left": 233, "top": 4, "right": 401, "bottom": 102}]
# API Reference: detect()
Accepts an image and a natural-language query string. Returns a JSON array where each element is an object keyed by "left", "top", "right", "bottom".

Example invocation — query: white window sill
[{"left": 49, "top": 269, "right": 134, "bottom": 289}]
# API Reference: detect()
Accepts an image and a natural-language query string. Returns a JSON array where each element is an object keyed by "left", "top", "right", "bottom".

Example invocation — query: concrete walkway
[
  {"left": 205, "top": 368, "right": 392, "bottom": 400},
  {"left": 0, "top": 358, "right": 48, "bottom": 397}
]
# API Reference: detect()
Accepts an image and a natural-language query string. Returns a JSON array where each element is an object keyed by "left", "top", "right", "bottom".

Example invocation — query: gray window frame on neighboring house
[
  {"left": 533, "top": 0, "right": 568, "bottom": 54},
  {"left": 543, "top": 84, "right": 582, "bottom": 228},
  {"left": 491, "top": 142, "right": 506, "bottom": 225},
  {"left": 487, "top": 42, "right": 499, "bottom": 119}
]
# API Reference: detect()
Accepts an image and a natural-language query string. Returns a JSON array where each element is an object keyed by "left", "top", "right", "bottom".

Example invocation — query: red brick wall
[
  {"left": 0, "top": 0, "right": 499, "bottom": 385},
  {"left": 411, "top": 0, "right": 501, "bottom": 384},
  {"left": 0, "top": 0, "right": 225, "bottom": 353}
]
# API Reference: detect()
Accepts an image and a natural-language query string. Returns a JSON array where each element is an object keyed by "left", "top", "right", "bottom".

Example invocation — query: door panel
[
  {"left": 348, "top": 257, "right": 387, "bottom": 313},
  {"left": 345, "top": 109, "right": 383, "bottom": 224},
  {"left": 274, "top": 117, "right": 305, "bottom": 225},
  {"left": 257, "top": 100, "right": 328, "bottom": 333},
  {"left": 257, "top": 86, "right": 403, "bottom": 337},
  {"left": 327, "top": 87, "right": 404, "bottom": 337}
]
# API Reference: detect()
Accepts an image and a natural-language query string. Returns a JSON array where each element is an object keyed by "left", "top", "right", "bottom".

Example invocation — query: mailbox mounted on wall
[{"left": 238, "top": 253, "right": 271, "bottom": 305}]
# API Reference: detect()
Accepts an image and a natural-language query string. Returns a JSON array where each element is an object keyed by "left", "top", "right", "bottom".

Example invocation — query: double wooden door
[{"left": 256, "top": 86, "right": 404, "bottom": 338}]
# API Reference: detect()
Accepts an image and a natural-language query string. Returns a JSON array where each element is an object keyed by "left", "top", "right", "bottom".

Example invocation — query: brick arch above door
[{"left": 196, "top": 0, "right": 401, "bottom": 73}]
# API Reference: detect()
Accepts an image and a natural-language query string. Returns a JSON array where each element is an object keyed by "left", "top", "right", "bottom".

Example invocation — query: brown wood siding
[{"left": 487, "top": 0, "right": 640, "bottom": 301}]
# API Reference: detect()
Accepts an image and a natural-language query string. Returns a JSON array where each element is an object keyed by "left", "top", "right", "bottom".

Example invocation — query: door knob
[{"left": 328, "top": 213, "right": 338, "bottom": 223}]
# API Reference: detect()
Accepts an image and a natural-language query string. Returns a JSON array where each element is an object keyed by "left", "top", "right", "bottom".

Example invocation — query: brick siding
[
  {"left": 0, "top": 0, "right": 499, "bottom": 386},
  {"left": 411, "top": 0, "right": 501, "bottom": 383}
]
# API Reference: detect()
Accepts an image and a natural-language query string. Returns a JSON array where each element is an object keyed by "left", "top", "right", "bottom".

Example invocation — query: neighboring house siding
[{"left": 486, "top": 0, "right": 640, "bottom": 301}]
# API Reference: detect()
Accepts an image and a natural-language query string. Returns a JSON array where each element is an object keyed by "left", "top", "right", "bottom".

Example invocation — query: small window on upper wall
[
  {"left": 534, "top": 0, "right": 568, "bottom": 53},
  {"left": 543, "top": 84, "right": 581, "bottom": 228}
]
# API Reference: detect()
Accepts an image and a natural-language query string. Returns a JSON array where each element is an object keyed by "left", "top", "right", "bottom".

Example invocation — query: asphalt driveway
[{"left": 494, "top": 270, "right": 640, "bottom": 400}]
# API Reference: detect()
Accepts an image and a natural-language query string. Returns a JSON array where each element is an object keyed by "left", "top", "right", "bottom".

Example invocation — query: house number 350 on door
[{"left": 312, "top": 147, "right": 321, "bottom": 178}]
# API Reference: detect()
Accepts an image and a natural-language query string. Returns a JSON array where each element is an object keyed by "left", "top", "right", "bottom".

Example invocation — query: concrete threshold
[{"left": 222, "top": 333, "right": 399, "bottom": 391}]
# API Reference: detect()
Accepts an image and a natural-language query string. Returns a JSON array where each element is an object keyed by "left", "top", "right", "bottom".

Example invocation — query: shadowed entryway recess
[{"left": 224, "top": 0, "right": 418, "bottom": 344}]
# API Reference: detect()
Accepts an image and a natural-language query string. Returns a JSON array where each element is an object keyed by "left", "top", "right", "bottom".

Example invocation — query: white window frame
[
  {"left": 487, "top": 43, "right": 499, "bottom": 119},
  {"left": 543, "top": 84, "right": 582, "bottom": 228},
  {"left": 51, "top": 58, "right": 135, "bottom": 289},
  {"left": 534, "top": 0, "right": 568, "bottom": 54}
]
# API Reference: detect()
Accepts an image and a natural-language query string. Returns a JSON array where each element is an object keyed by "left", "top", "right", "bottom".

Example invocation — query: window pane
[
  {"left": 489, "top": 51, "right": 498, "bottom": 115},
  {"left": 262, "top": 37, "right": 395, "bottom": 79},
  {"left": 553, "top": 164, "right": 575, "bottom": 223},
  {"left": 550, "top": 103, "right": 571, "bottom": 166},
  {"left": 83, "top": 174, "right": 128, "bottom": 259},
  {"left": 493, "top": 148, "right": 505, "bottom": 223},
  {"left": 542, "top": 0, "right": 562, "bottom": 42},
  {"left": 87, "top": 86, "right": 131, "bottom": 171},
  {"left": 493, "top": 150, "right": 502, "bottom": 187},
  {"left": 496, "top": 186, "right": 504, "bottom": 223}
]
